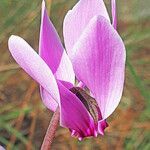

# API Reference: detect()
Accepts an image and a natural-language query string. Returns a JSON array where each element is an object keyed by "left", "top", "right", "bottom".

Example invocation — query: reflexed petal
[
  {"left": 54, "top": 51, "right": 75, "bottom": 84},
  {"left": 71, "top": 16, "right": 126, "bottom": 119},
  {"left": 40, "top": 86, "right": 58, "bottom": 111},
  {"left": 39, "top": 0, "right": 75, "bottom": 84},
  {"left": 8, "top": 35, "right": 60, "bottom": 103},
  {"left": 98, "top": 120, "right": 108, "bottom": 135},
  {"left": 63, "top": 0, "right": 110, "bottom": 56},
  {"left": 111, "top": 0, "right": 117, "bottom": 29},
  {"left": 57, "top": 81, "right": 97, "bottom": 139},
  {"left": 39, "top": 0, "right": 63, "bottom": 73},
  {"left": 58, "top": 80, "right": 74, "bottom": 90}
]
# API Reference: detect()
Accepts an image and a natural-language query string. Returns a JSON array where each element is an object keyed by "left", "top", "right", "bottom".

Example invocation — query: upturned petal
[
  {"left": 63, "top": 0, "right": 110, "bottom": 56},
  {"left": 39, "top": 0, "right": 63, "bottom": 73},
  {"left": 111, "top": 0, "right": 117, "bottom": 29},
  {"left": 39, "top": 0, "right": 75, "bottom": 84},
  {"left": 8, "top": 35, "right": 60, "bottom": 105},
  {"left": 98, "top": 120, "right": 108, "bottom": 135},
  {"left": 57, "top": 81, "right": 98, "bottom": 139},
  {"left": 71, "top": 16, "right": 126, "bottom": 119},
  {"left": 54, "top": 51, "right": 75, "bottom": 84},
  {"left": 40, "top": 86, "right": 58, "bottom": 111}
]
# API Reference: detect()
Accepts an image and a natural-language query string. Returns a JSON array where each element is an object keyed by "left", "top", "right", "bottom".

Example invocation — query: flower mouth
[{"left": 70, "top": 87, "right": 101, "bottom": 122}]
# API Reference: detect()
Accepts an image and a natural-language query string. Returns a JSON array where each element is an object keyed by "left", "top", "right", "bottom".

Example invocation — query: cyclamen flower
[{"left": 8, "top": 0, "right": 125, "bottom": 140}]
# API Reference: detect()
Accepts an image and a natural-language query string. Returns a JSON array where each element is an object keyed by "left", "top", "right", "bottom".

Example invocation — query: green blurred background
[{"left": 0, "top": 0, "right": 149, "bottom": 149}]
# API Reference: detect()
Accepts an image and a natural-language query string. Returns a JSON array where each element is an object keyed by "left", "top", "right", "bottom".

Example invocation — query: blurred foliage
[{"left": 0, "top": 0, "right": 149, "bottom": 149}]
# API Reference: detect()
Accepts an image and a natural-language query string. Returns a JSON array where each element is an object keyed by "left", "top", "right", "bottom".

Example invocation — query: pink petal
[
  {"left": 71, "top": 16, "right": 126, "bottom": 119},
  {"left": 57, "top": 81, "right": 97, "bottom": 139},
  {"left": 39, "top": 0, "right": 75, "bottom": 84},
  {"left": 98, "top": 120, "right": 108, "bottom": 135},
  {"left": 40, "top": 86, "right": 58, "bottom": 111},
  {"left": 63, "top": 0, "right": 110, "bottom": 56},
  {"left": 8, "top": 35, "right": 60, "bottom": 104},
  {"left": 54, "top": 51, "right": 75, "bottom": 84},
  {"left": 111, "top": 0, "right": 117, "bottom": 29},
  {"left": 39, "top": 0, "right": 63, "bottom": 73}
]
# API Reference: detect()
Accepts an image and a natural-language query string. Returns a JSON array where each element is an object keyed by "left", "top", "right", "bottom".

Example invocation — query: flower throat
[{"left": 70, "top": 87, "right": 101, "bottom": 122}]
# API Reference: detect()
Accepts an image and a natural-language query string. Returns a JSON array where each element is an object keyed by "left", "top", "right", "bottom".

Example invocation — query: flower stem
[{"left": 41, "top": 107, "right": 60, "bottom": 150}]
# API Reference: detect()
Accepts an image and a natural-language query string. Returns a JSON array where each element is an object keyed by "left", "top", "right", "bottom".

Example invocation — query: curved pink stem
[{"left": 41, "top": 107, "right": 60, "bottom": 150}]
